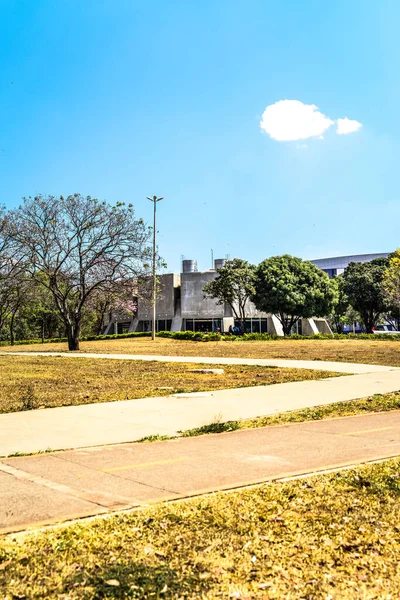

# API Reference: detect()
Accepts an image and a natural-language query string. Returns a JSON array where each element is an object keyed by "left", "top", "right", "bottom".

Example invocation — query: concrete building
[
  {"left": 104, "top": 258, "right": 332, "bottom": 336},
  {"left": 103, "top": 252, "right": 391, "bottom": 336},
  {"left": 311, "top": 253, "right": 389, "bottom": 278}
]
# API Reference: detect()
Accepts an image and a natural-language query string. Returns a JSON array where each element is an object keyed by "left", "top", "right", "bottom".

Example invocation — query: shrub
[
  {"left": 4, "top": 329, "right": 400, "bottom": 348},
  {"left": 18, "top": 383, "right": 39, "bottom": 410}
]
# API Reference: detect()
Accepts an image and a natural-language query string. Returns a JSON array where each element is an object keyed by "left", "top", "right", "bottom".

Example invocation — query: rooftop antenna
[{"left": 211, "top": 249, "right": 214, "bottom": 269}]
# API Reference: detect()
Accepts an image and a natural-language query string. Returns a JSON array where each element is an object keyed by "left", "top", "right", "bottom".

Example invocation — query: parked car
[{"left": 373, "top": 325, "right": 400, "bottom": 335}]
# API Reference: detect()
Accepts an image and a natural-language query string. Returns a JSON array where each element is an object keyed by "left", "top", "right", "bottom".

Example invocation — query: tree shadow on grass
[{"left": 65, "top": 559, "right": 217, "bottom": 598}]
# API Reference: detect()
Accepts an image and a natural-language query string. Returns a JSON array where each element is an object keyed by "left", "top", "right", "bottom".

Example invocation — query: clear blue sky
[{"left": 1, "top": 0, "right": 399, "bottom": 272}]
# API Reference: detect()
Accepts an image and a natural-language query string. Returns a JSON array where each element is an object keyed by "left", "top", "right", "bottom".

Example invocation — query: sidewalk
[
  {"left": 1, "top": 363, "right": 400, "bottom": 456},
  {"left": 2, "top": 410, "right": 400, "bottom": 534}
]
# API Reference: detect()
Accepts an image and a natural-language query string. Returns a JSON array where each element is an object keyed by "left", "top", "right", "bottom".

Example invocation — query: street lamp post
[{"left": 147, "top": 195, "right": 163, "bottom": 341}]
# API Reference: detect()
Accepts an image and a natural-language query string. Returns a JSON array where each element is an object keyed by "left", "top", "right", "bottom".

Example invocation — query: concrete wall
[
  {"left": 181, "top": 271, "right": 226, "bottom": 318},
  {"left": 311, "top": 253, "right": 389, "bottom": 271},
  {"left": 236, "top": 299, "right": 268, "bottom": 318},
  {"left": 137, "top": 273, "right": 180, "bottom": 320}
]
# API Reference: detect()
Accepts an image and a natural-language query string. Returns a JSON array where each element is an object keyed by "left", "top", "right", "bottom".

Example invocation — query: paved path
[
  {"left": 0, "top": 350, "right": 395, "bottom": 373},
  {"left": 1, "top": 365, "right": 400, "bottom": 456},
  {"left": 2, "top": 410, "right": 400, "bottom": 534}
]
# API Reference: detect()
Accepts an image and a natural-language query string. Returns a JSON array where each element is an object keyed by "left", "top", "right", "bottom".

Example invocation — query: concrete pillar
[
  {"left": 314, "top": 318, "right": 333, "bottom": 334},
  {"left": 302, "top": 318, "right": 320, "bottom": 336},
  {"left": 223, "top": 317, "right": 234, "bottom": 333},
  {"left": 269, "top": 315, "right": 284, "bottom": 336},
  {"left": 129, "top": 317, "right": 139, "bottom": 332},
  {"left": 104, "top": 320, "right": 114, "bottom": 335},
  {"left": 171, "top": 299, "right": 183, "bottom": 332}
]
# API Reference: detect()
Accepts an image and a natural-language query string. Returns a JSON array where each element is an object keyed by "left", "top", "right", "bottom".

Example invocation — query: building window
[
  {"left": 137, "top": 320, "right": 172, "bottom": 332},
  {"left": 290, "top": 320, "right": 303, "bottom": 335},
  {"left": 156, "top": 319, "right": 172, "bottom": 332},
  {"left": 234, "top": 319, "right": 268, "bottom": 334},
  {"left": 117, "top": 322, "right": 131, "bottom": 334},
  {"left": 138, "top": 320, "right": 151, "bottom": 332},
  {"left": 183, "top": 319, "right": 222, "bottom": 333}
]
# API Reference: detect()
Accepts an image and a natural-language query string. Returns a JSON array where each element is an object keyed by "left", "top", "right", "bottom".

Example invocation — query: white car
[{"left": 373, "top": 325, "right": 400, "bottom": 334}]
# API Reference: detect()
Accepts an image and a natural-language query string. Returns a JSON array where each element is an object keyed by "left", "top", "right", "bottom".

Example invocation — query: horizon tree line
[{"left": 1, "top": 194, "right": 400, "bottom": 347}]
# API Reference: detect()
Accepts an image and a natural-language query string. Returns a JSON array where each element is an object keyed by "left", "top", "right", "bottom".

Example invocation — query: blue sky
[{"left": 0, "top": 0, "right": 399, "bottom": 272}]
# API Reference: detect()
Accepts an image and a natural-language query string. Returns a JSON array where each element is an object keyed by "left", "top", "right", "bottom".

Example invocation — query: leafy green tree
[
  {"left": 8, "top": 194, "right": 151, "bottom": 350},
  {"left": 329, "top": 275, "right": 350, "bottom": 334},
  {"left": 0, "top": 271, "right": 62, "bottom": 344},
  {"left": 203, "top": 259, "right": 256, "bottom": 333},
  {"left": 342, "top": 257, "right": 390, "bottom": 333},
  {"left": 382, "top": 249, "right": 400, "bottom": 330},
  {"left": 252, "top": 255, "right": 337, "bottom": 336},
  {"left": 6, "top": 276, "right": 31, "bottom": 345},
  {"left": 24, "top": 279, "right": 63, "bottom": 341}
]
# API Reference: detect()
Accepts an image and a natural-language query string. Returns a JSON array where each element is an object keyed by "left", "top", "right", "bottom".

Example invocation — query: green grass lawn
[{"left": 1, "top": 459, "right": 400, "bottom": 598}]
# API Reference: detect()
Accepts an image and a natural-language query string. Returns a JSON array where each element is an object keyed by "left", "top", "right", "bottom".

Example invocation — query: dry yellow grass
[
  {"left": 0, "top": 355, "right": 335, "bottom": 413},
  {"left": 1, "top": 460, "right": 400, "bottom": 598},
  {"left": 3, "top": 336, "right": 400, "bottom": 366}
]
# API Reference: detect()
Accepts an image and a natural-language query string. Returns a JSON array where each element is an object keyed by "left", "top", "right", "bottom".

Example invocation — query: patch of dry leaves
[{"left": 1, "top": 460, "right": 400, "bottom": 598}]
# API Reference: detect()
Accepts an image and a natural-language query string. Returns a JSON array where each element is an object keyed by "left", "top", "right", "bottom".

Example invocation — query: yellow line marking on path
[
  {"left": 0, "top": 462, "right": 131, "bottom": 509},
  {"left": 101, "top": 457, "right": 188, "bottom": 473},
  {"left": 339, "top": 426, "right": 393, "bottom": 436}
]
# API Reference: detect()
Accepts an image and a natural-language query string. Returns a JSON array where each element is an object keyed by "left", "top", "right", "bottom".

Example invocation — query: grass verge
[
  {"left": 0, "top": 356, "right": 336, "bottom": 414},
  {"left": 1, "top": 459, "right": 400, "bottom": 598},
  {"left": 132, "top": 391, "right": 400, "bottom": 444},
  {"left": 178, "top": 390, "right": 400, "bottom": 437},
  {"left": 3, "top": 336, "right": 400, "bottom": 366}
]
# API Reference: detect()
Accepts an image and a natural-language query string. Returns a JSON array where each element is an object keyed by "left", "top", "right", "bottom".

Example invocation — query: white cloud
[
  {"left": 260, "top": 100, "right": 334, "bottom": 141},
  {"left": 336, "top": 117, "right": 363, "bottom": 135},
  {"left": 260, "top": 99, "right": 363, "bottom": 142}
]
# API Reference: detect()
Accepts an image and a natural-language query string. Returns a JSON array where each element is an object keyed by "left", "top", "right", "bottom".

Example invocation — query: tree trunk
[
  {"left": 10, "top": 313, "right": 15, "bottom": 346},
  {"left": 361, "top": 311, "right": 375, "bottom": 334},
  {"left": 66, "top": 323, "right": 80, "bottom": 351},
  {"left": 363, "top": 319, "right": 374, "bottom": 334},
  {"left": 67, "top": 333, "right": 80, "bottom": 351},
  {"left": 334, "top": 318, "right": 343, "bottom": 334},
  {"left": 280, "top": 314, "right": 298, "bottom": 336},
  {"left": 96, "top": 312, "right": 105, "bottom": 336}
]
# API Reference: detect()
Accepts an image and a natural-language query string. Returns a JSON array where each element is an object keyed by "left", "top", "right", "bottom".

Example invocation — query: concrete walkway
[
  {"left": 0, "top": 350, "right": 395, "bottom": 373},
  {"left": 2, "top": 410, "right": 400, "bottom": 534},
  {"left": 1, "top": 357, "right": 400, "bottom": 455}
]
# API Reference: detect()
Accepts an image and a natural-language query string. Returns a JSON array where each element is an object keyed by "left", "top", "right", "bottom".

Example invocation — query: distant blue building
[{"left": 311, "top": 253, "right": 389, "bottom": 278}]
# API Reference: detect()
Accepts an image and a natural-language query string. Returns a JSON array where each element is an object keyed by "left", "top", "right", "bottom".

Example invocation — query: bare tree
[
  {"left": 6, "top": 276, "right": 33, "bottom": 345},
  {"left": 0, "top": 207, "right": 26, "bottom": 335},
  {"left": 8, "top": 194, "right": 151, "bottom": 350},
  {"left": 86, "top": 280, "right": 139, "bottom": 335}
]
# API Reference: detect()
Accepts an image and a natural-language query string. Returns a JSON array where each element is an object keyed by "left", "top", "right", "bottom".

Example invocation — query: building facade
[{"left": 104, "top": 257, "right": 333, "bottom": 336}]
